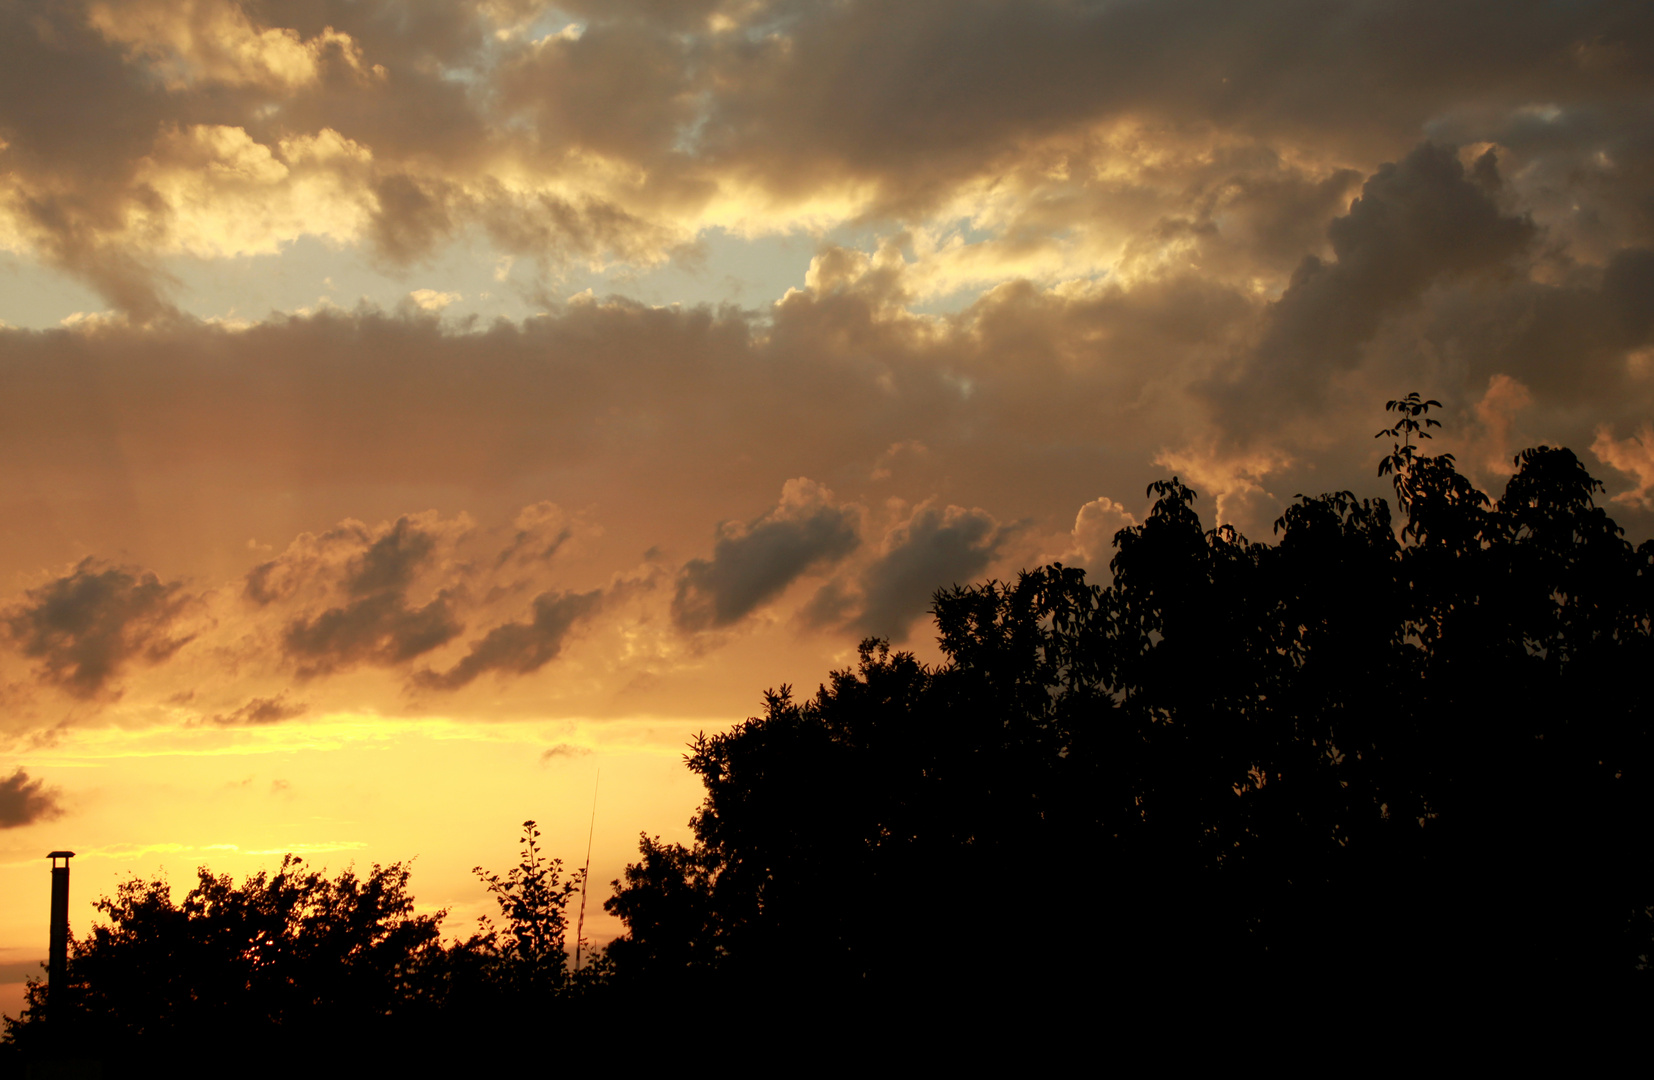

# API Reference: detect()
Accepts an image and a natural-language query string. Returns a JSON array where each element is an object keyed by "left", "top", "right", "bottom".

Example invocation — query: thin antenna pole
[{"left": 574, "top": 768, "right": 599, "bottom": 972}]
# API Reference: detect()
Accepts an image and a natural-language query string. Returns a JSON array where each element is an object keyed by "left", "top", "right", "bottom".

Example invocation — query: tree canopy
[
  {"left": 3, "top": 820, "right": 596, "bottom": 1059},
  {"left": 604, "top": 401, "right": 1654, "bottom": 993}
]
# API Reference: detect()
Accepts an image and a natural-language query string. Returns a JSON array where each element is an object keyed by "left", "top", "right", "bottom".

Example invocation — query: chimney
[{"left": 47, "top": 850, "right": 74, "bottom": 1013}]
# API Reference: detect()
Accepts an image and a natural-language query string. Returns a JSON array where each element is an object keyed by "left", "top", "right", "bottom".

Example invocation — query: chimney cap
[{"left": 47, "top": 851, "right": 75, "bottom": 859}]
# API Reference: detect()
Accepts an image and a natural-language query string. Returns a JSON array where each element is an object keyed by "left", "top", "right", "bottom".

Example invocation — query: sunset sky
[{"left": 3, "top": 0, "right": 1653, "bottom": 1010}]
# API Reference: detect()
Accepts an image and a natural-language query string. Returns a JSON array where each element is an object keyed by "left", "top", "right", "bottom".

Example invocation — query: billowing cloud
[
  {"left": 416, "top": 588, "right": 602, "bottom": 690},
  {"left": 1, "top": 0, "right": 1646, "bottom": 320},
  {"left": 1065, "top": 497, "right": 1139, "bottom": 571},
  {"left": 1592, "top": 424, "right": 1654, "bottom": 510},
  {"left": 672, "top": 479, "right": 860, "bottom": 631},
  {"left": 86, "top": 0, "right": 381, "bottom": 91},
  {"left": 853, "top": 502, "right": 1009, "bottom": 642},
  {"left": 3, "top": 560, "right": 196, "bottom": 699},
  {"left": 0, "top": 768, "right": 64, "bottom": 828},
  {"left": 1218, "top": 143, "right": 1535, "bottom": 415}
]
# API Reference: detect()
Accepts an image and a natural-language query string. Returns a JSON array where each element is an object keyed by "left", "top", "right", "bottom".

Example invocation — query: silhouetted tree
[
  {"left": 3, "top": 822, "right": 608, "bottom": 1061},
  {"left": 440, "top": 818, "right": 606, "bottom": 1021},
  {"left": 606, "top": 397, "right": 1654, "bottom": 993},
  {"left": 4, "top": 857, "right": 448, "bottom": 1057}
]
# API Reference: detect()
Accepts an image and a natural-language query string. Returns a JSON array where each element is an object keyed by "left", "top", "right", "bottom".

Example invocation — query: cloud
[
  {"left": 343, "top": 517, "right": 441, "bottom": 597},
  {"left": 496, "top": 502, "right": 575, "bottom": 568},
  {"left": 248, "top": 516, "right": 455, "bottom": 609},
  {"left": 284, "top": 591, "right": 462, "bottom": 679},
  {"left": 539, "top": 743, "right": 591, "bottom": 763},
  {"left": 1065, "top": 497, "right": 1139, "bottom": 571},
  {"left": 1474, "top": 374, "right": 1535, "bottom": 476},
  {"left": 415, "top": 588, "right": 602, "bottom": 690},
  {"left": 0, "top": 0, "right": 1645, "bottom": 754},
  {"left": 409, "top": 289, "right": 461, "bottom": 312},
  {"left": 1152, "top": 443, "right": 1296, "bottom": 530},
  {"left": 870, "top": 440, "right": 929, "bottom": 482},
  {"left": 274, "top": 516, "right": 467, "bottom": 678},
  {"left": 211, "top": 693, "right": 308, "bottom": 727},
  {"left": 0, "top": 0, "right": 1650, "bottom": 322},
  {"left": 85, "top": 0, "right": 381, "bottom": 91},
  {"left": 853, "top": 502, "right": 1009, "bottom": 641},
  {"left": 672, "top": 479, "right": 860, "bottom": 631},
  {"left": 3, "top": 560, "right": 196, "bottom": 699},
  {"left": 1219, "top": 143, "right": 1535, "bottom": 414},
  {"left": 0, "top": 768, "right": 65, "bottom": 829},
  {"left": 1592, "top": 424, "right": 1654, "bottom": 510}
]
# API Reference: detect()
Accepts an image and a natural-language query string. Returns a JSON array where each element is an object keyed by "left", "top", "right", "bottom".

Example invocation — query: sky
[{"left": 2, "top": 0, "right": 1653, "bottom": 1010}]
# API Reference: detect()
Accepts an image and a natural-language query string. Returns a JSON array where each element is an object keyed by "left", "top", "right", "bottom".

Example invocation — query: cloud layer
[
  {"left": 0, "top": 0, "right": 1651, "bottom": 754},
  {"left": 0, "top": 0, "right": 1647, "bottom": 318}
]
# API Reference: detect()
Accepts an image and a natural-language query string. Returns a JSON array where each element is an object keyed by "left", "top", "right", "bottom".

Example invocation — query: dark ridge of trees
[{"left": 5, "top": 396, "right": 1651, "bottom": 1061}]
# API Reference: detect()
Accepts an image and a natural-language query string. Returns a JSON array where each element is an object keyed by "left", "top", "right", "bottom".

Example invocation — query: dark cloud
[
  {"left": 854, "top": 504, "right": 1008, "bottom": 642},
  {"left": 369, "top": 173, "right": 459, "bottom": 264},
  {"left": 414, "top": 588, "right": 602, "bottom": 690},
  {"left": 0, "top": 768, "right": 65, "bottom": 828},
  {"left": 212, "top": 693, "right": 308, "bottom": 726},
  {"left": 1220, "top": 143, "right": 1535, "bottom": 415},
  {"left": 269, "top": 516, "right": 465, "bottom": 678},
  {"left": 672, "top": 482, "right": 860, "bottom": 631},
  {"left": 798, "top": 579, "right": 858, "bottom": 630},
  {"left": 344, "top": 517, "right": 438, "bottom": 597},
  {"left": 1381, "top": 243, "right": 1654, "bottom": 421},
  {"left": 3, "top": 560, "right": 195, "bottom": 699},
  {"left": 496, "top": 18, "right": 698, "bottom": 165},
  {"left": 284, "top": 589, "right": 462, "bottom": 678},
  {"left": 539, "top": 742, "right": 592, "bottom": 763},
  {"left": 692, "top": 0, "right": 1654, "bottom": 215},
  {"left": 244, "top": 560, "right": 290, "bottom": 607}
]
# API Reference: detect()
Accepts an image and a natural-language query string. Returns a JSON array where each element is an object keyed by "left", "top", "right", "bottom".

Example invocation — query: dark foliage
[
  {"left": 4, "top": 857, "right": 448, "bottom": 1060},
  {"left": 605, "top": 400, "right": 1654, "bottom": 994},
  {"left": 2, "top": 821, "right": 597, "bottom": 1062}
]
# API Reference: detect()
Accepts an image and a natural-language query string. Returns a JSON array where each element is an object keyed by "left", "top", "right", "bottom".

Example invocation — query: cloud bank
[{"left": 0, "top": 0, "right": 1649, "bottom": 750}]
